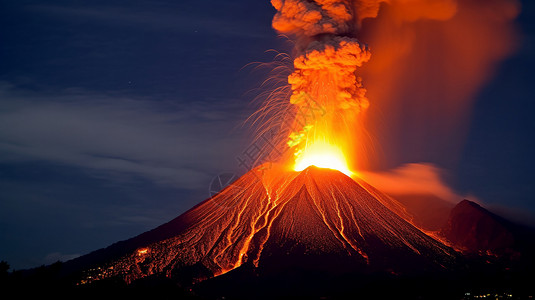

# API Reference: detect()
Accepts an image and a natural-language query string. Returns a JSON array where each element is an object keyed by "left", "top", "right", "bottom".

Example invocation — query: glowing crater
[{"left": 294, "top": 141, "right": 352, "bottom": 176}]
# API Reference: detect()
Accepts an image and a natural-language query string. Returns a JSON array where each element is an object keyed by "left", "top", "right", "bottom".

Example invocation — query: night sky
[{"left": 1, "top": 0, "right": 533, "bottom": 270}]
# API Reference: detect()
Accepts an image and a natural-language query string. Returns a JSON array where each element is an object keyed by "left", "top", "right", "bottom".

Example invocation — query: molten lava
[
  {"left": 136, "top": 248, "right": 149, "bottom": 255},
  {"left": 78, "top": 165, "right": 459, "bottom": 285},
  {"left": 294, "top": 140, "right": 352, "bottom": 176}
]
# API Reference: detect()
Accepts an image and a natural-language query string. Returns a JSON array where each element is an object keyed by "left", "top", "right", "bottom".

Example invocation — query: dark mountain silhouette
[{"left": 441, "top": 199, "right": 535, "bottom": 257}]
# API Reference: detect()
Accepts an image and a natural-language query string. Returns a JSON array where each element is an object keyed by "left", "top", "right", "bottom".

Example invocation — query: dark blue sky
[
  {"left": 0, "top": 0, "right": 533, "bottom": 269},
  {"left": 456, "top": 0, "right": 535, "bottom": 220}
]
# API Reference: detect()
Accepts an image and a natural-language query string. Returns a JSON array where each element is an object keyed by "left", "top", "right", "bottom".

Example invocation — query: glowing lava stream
[
  {"left": 294, "top": 141, "right": 352, "bottom": 176},
  {"left": 81, "top": 164, "right": 460, "bottom": 285}
]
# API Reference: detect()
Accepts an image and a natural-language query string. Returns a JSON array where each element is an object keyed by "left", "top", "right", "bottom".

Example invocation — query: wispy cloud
[{"left": 0, "top": 83, "right": 247, "bottom": 189}]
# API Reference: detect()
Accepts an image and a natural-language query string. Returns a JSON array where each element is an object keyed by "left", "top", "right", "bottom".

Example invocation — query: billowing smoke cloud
[
  {"left": 269, "top": 0, "right": 519, "bottom": 205},
  {"left": 270, "top": 0, "right": 520, "bottom": 191},
  {"left": 272, "top": 0, "right": 354, "bottom": 38},
  {"left": 288, "top": 37, "right": 370, "bottom": 112},
  {"left": 271, "top": 0, "right": 372, "bottom": 167}
]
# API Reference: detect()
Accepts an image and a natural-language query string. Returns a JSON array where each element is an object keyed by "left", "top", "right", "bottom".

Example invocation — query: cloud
[
  {"left": 0, "top": 84, "right": 246, "bottom": 189},
  {"left": 359, "top": 163, "right": 463, "bottom": 203}
]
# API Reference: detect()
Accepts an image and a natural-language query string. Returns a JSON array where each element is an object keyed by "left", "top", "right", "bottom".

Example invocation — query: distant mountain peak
[{"left": 441, "top": 199, "right": 515, "bottom": 253}]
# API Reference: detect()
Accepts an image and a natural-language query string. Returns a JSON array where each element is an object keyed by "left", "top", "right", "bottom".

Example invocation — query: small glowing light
[
  {"left": 294, "top": 141, "right": 352, "bottom": 176},
  {"left": 137, "top": 248, "right": 149, "bottom": 255}
]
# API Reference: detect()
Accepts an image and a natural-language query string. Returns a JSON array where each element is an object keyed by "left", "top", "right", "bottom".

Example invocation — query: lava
[
  {"left": 293, "top": 140, "right": 352, "bottom": 176},
  {"left": 136, "top": 248, "right": 149, "bottom": 256},
  {"left": 80, "top": 165, "right": 459, "bottom": 285}
]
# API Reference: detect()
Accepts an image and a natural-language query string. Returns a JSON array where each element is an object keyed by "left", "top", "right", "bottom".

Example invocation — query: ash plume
[
  {"left": 269, "top": 0, "right": 520, "bottom": 174},
  {"left": 271, "top": 0, "right": 372, "bottom": 168},
  {"left": 356, "top": 0, "right": 520, "bottom": 170},
  {"left": 271, "top": 0, "right": 355, "bottom": 38}
]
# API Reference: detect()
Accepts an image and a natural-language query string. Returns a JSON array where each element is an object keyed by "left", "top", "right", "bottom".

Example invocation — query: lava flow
[{"left": 79, "top": 165, "right": 458, "bottom": 285}]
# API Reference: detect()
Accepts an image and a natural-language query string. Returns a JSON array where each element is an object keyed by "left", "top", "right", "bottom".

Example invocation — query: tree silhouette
[
  {"left": 0, "top": 261, "right": 9, "bottom": 276},
  {"left": 0, "top": 260, "right": 9, "bottom": 287}
]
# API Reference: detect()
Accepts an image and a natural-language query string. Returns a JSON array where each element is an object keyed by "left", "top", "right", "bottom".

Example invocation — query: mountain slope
[
  {"left": 441, "top": 199, "right": 535, "bottom": 256},
  {"left": 74, "top": 166, "right": 459, "bottom": 285},
  {"left": 389, "top": 194, "right": 456, "bottom": 231}
]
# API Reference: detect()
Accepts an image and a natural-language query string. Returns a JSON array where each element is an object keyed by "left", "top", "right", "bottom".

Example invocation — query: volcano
[{"left": 70, "top": 166, "right": 461, "bottom": 290}]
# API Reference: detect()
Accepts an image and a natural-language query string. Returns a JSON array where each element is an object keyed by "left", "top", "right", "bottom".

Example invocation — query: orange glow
[
  {"left": 294, "top": 141, "right": 352, "bottom": 176},
  {"left": 269, "top": 0, "right": 519, "bottom": 173},
  {"left": 137, "top": 248, "right": 149, "bottom": 255},
  {"left": 282, "top": 40, "right": 371, "bottom": 174},
  {"left": 270, "top": 1, "right": 372, "bottom": 174},
  {"left": 357, "top": 0, "right": 519, "bottom": 170}
]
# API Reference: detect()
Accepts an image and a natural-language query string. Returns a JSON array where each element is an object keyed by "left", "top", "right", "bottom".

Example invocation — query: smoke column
[
  {"left": 271, "top": 0, "right": 372, "bottom": 170},
  {"left": 355, "top": 0, "right": 519, "bottom": 170},
  {"left": 269, "top": 0, "right": 520, "bottom": 178}
]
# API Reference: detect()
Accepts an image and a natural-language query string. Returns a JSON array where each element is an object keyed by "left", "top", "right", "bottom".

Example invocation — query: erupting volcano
[
  {"left": 77, "top": 165, "right": 458, "bottom": 285},
  {"left": 46, "top": 0, "right": 533, "bottom": 299}
]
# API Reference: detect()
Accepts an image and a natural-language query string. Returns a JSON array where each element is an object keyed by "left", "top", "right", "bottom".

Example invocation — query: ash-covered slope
[
  {"left": 76, "top": 166, "right": 459, "bottom": 285},
  {"left": 252, "top": 167, "right": 457, "bottom": 274}
]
